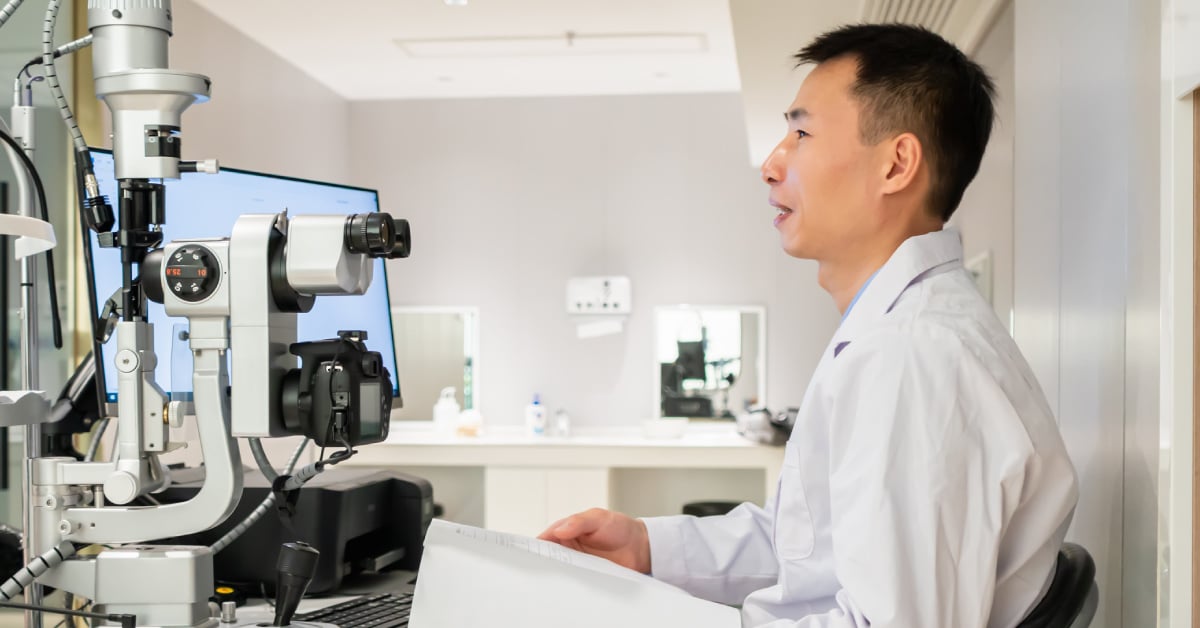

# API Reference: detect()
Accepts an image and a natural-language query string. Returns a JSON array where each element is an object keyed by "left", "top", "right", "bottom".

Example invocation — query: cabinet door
[{"left": 484, "top": 467, "right": 610, "bottom": 537}]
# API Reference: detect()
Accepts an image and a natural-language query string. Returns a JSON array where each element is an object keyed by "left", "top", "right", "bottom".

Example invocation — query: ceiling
[
  {"left": 191, "top": 0, "right": 745, "bottom": 100},
  {"left": 187, "top": 0, "right": 1007, "bottom": 162}
]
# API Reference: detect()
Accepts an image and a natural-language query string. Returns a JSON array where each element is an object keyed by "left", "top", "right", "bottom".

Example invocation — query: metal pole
[{"left": 12, "top": 103, "right": 42, "bottom": 628}]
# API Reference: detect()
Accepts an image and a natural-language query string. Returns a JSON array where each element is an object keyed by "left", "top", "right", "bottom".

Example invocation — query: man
[{"left": 539, "top": 23, "right": 1079, "bottom": 628}]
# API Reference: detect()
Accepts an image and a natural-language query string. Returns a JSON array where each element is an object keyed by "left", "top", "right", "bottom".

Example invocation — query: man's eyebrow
[{"left": 785, "top": 108, "right": 809, "bottom": 122}]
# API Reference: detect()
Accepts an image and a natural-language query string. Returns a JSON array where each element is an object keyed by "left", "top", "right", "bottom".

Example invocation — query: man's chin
[{"left": 780, "top": 238, "right": 816, "bottom": 260}]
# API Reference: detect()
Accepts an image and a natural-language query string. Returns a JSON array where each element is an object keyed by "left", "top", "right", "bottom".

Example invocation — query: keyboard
[{"left": 295, "top": 592, "right": 414, "bottom": 628}]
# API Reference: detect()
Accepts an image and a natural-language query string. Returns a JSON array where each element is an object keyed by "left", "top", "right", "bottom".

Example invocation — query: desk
[{"left": 343, "top": 423, "right": 785, "bottom": 537}]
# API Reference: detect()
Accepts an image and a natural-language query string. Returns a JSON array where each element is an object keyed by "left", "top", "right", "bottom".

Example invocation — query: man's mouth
[{"left": 772, "top": 203, "right": 793, "bottom": 227}]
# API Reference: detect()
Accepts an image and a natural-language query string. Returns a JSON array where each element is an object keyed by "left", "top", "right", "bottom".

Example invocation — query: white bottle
[
  {"left": 525, "top": 393, "right": 546, "bottom": 436},
  {"left": 555, "top": 409, "right": 571, "bottom": 437},
  {"left": 433, "top": 387, "right": 460, "bottom": 434}
]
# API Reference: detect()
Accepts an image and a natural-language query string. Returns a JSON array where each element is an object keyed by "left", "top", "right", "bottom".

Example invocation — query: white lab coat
[{"left": 642, "top": 230, "right": 1079, "bottom": 628}]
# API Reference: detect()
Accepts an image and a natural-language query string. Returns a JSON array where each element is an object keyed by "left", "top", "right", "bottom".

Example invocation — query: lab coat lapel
[{"left": 827, "top": 229, "right": 964, "bottom": 359}]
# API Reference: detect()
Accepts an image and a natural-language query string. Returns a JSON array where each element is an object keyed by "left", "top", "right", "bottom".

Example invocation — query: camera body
[{"left": 281, "top": 331, "right": 394, "bottom": 447}]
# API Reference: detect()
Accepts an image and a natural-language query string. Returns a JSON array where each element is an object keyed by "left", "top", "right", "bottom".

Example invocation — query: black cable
[
  {"left": 0, "top": 599, "right": 132, "bottom": 628},
  {"left": 0, "top": 181, "right": 9, "bottom": 489},
  {"left": 0, "top": 126, "right": 64, "bottom": 349},
  {"left": 72, "top": 152, "right": 111, "bottom": 413}
]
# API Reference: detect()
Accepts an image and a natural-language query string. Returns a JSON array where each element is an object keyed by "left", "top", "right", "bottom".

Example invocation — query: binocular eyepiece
[{"left": 344, "top": 213, "right": 411, "bottom": 259}]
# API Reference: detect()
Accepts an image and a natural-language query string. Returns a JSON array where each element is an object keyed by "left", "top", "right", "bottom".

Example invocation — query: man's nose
[{"left": 760, "top": 140, "right": 786, "bottom": 184}]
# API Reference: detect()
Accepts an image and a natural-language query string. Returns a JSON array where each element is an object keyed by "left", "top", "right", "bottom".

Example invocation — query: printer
[{"left": 156, "top": 466, "right": 433, "bottom": 595}]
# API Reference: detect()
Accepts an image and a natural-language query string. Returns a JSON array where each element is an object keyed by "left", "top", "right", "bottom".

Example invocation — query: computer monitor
[{"left": 87, "top": 149, "right": 400, "bottom": 404}]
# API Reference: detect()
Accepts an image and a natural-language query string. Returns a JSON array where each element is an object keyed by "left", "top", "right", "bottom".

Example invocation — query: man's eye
[{"left": 796, "top": 130, "right": 810, "bottom": 139}]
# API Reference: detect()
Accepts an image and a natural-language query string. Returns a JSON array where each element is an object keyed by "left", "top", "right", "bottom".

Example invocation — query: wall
[
  {"left": 1012, "top": 1, "right": 1162, "bottom": 626},
  {"left": 1162, "top": 1, "right": 1199, "bottom": 623},
  {"left": 954, "top": 2, "right": 1015, "bottom": 327},
  {"left": 167, "top": 0, "right": 350, "bottom": 183},
  {"left": 348, "top": 94, "right": 842, "bottom": 427}
]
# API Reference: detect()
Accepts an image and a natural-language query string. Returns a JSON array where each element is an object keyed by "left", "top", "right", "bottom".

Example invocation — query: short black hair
[{"left": 795, "top": 23, "right": 996, "bottom": 222}]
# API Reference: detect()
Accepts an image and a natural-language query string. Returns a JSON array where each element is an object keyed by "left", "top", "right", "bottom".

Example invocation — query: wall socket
[{"left": 566, "top": 276, "right": 632, "bottom": 315}]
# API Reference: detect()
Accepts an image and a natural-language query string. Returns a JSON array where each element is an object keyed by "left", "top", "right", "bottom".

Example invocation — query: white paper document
[{"left": 409, "top": 519, "right": 741, "bottom": 628}]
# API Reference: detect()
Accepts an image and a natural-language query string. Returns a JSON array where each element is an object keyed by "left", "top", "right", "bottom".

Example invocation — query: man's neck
[
  {"left": 821, "top": 225, "right": 943, "bottom": 315},
  {"left": 820, "top": 255, "right": 892, "bottom": 316}
]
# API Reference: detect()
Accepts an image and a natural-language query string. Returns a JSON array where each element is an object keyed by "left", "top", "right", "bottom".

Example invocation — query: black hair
[{"left": 796, "top": 23, "right": 996, "bottom": 221}]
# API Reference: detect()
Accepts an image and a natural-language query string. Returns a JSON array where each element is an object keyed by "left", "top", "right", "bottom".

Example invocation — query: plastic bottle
[
  {"left": 525, "top": 394, "right": 546, "bottom": 436},
  {"left": 433, "top": 387, "right": 460, "bottom": 434},
  {"left": 554, "top": 409, "right": 571, "bottom": 438}
]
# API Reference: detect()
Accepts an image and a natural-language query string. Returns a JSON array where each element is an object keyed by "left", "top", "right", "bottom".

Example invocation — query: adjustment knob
[
  {"left": 103, "top": 471, "right": 140, "bottom": 505},
  {"left": 164, "top": 245, "right": 219, "bottom": 302}
]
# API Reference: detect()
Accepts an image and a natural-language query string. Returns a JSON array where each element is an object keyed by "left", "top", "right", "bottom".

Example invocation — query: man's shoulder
[{"left": 832, "top": 301, "right": 1021, "bottom": 384}]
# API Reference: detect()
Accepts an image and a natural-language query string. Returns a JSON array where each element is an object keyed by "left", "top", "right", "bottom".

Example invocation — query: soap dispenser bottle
[
  {"left": 434, "top": 387, "right": 460, "bottom": 433},
  {"left": 525, "top": 394, "right": 546, "bottom": 436}
]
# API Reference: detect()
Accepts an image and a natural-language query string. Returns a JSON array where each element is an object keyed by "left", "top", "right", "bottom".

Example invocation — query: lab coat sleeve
[
  {"left": 759, "top": 329, "right": 1027, "bottom": 627},
  {"left": 640, "top": 496, "right": 780, "bottom": 605}
]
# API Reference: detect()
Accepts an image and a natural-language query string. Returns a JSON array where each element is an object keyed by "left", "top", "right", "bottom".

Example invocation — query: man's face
[{"left": 761, "top": 56, "right": 882, "bottom": 261}]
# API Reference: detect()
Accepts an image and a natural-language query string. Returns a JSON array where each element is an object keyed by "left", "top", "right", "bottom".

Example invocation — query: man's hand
[{"left": 537, "top": 508, "right": 652, "bottom": 574}]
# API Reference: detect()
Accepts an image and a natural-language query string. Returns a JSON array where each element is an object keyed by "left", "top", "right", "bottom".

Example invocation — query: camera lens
[
  {"left": 344, "top": 213, "right": 395, "bottom": 258},
  {"left": 391, "top": 218, "right": 411, "bottom": 259},
  {"left": 344, "top": 213, "right": 411, "bottom": 259}
]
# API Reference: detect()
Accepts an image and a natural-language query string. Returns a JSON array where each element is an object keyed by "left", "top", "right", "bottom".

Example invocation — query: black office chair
[
  {"left": 1015, "top": 543, "right": 1098, "bottom": 628},
  {"left": 682, "top": 501, "right": 739, "bottom": 517}
]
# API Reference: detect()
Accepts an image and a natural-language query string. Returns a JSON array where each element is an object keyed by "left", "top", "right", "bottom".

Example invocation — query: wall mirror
[
  {"left": 390, "top": 307, "right": 479, "bottom": 421},
  {"left": 654, "top": 305, "right": 765, "bottom": 419}
]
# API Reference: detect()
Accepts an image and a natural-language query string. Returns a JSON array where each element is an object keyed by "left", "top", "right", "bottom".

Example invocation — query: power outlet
[{"left": 566, "top": 276, "right": 632, "bottom": 315}]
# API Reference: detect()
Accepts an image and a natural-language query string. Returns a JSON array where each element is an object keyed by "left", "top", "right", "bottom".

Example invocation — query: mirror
[
  {"left": 654, "top": 306, "right": 765, "bottom": 419},
  {"left": 390, "top": 307, "right": 479, "bottom": 421}
]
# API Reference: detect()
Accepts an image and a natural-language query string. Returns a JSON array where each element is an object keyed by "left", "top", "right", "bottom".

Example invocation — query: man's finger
[
  {"left": 554, "top": 510, "right": 605, "bottom": 539},
  {"left": 537, "top": 516, "right": 573, "bottom": 541}
]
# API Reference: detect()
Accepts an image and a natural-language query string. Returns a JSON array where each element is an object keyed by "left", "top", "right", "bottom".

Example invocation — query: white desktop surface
[{"left": 344, "top": 422, "right": 785, "bottom": 537}]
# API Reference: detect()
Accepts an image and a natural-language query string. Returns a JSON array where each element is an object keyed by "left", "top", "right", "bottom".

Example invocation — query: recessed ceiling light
[{"left": 443, "top": 0, "right": 467, "bottom": 6}]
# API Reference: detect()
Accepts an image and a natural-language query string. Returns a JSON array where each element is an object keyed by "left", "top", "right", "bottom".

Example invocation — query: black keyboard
[{"left": 295, "top": 592, "right": 414, "bottom": 628}]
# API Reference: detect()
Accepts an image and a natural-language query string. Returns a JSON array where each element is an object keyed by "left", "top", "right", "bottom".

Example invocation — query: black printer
[{"left": 155, "top": 466, "right": 433, "bottom": 595}]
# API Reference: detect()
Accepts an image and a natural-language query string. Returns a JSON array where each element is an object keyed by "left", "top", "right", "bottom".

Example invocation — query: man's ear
[{"left": 880, "top": 132, "right": 923, "bottom": 196}]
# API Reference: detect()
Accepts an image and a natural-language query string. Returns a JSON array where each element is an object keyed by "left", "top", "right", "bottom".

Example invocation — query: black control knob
[
  {"left": 163, "top": 245, "right": 219, "bottom": 302},
  {"left": 272, "top": 542, "right": 320, "bottom": 627}
]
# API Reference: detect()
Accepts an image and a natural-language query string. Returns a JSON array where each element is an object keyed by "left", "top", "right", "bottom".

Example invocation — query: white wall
[
  {"left": 954, "top": 2, "right": 1014, "bottom": 327},
  {"left": 168, "top": 0, "right": 350, "bottom": 183},
  {"left": 1012, "top": 1, "right": 1162, "bottom": 626},
  {"left": 1162, "top": 2, "right": 1199, "bottom": 623},
  {"left": 348, "top": 94, "right": 841, "bottom": 427}
]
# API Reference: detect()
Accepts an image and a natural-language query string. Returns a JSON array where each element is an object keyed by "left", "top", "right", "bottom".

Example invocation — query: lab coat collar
[{"left": 829, "top": 228, "right": 963, "bottom": 357}]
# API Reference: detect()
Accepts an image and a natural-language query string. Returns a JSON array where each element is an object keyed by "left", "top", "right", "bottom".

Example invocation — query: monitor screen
[{"left": 88, "top": 150, "right": 399, "bottom": 403}]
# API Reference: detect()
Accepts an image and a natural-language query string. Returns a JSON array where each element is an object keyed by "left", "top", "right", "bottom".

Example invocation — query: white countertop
[
  {"left": 345, "top": 421, "right": 785, "bottom": 469},
  {"left": 382, "top": 421, "right": 765, "bottom": 448}
]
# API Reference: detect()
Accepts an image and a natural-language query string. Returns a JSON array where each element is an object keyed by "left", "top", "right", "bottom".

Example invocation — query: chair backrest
[{"left": 1015, "top": 543, "right": 1097, "bottom": 628}]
